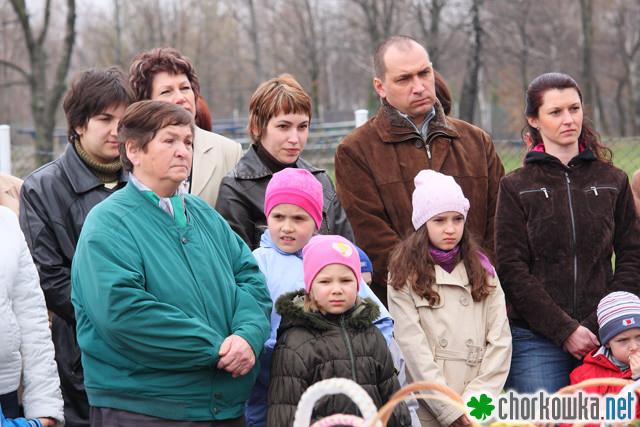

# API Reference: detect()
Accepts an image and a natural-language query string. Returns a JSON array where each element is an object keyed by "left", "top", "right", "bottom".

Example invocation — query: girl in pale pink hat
[
  {"left": 267, "top": 235, "right": 411, "bottom": 426},
  {"left": 387, "top": 170, "right": 512, "bottom": 427}
]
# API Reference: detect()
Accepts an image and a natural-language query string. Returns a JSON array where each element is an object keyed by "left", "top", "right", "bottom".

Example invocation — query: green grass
[{"left": 497, "top": 137, "right": 640, "bottom": 176}]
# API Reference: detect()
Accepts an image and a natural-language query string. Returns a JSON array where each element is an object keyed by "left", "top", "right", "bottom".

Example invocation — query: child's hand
[
  {"left": 38, "top": 418, "right": 57, "bottom": 427},
  {"left": 562, "top": 326, "right": 599, "bottom": 359},
  {"left": 449, "top": 414, "right": 472, "bottom": 427},
  {"left": 629, "top": 351, "right": 640, "bottom": 378}
]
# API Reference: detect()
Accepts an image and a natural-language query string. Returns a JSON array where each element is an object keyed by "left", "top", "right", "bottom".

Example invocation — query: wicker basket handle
[{"left": 293, "top": 378, "right": 381, "bottom": 427}]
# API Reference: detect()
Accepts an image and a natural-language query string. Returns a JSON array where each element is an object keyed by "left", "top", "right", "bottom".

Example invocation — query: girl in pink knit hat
[
  {"left": 246, "top": 168, "right": 394, "bottom": 427},
  {"left": 387, "top": 170, "right": 512, "bottom": 427},
  {"left": 267, "top": 235, "right": 411, "bottom": 426}
]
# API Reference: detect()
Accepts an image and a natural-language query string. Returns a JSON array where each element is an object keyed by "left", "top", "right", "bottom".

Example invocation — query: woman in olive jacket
[{"left": 495, "top": 72, "right": 640, "bottom": 393}]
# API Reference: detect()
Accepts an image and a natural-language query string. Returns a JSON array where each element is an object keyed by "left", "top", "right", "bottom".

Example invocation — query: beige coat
[
  {"left": 388, "top": 262, "right": 511, "bottom": 426},
  {"left": 0, "top": 173, "right": 23, "bottom": 215},
  {"left": 190, "top": 126, "right": 242, "bottom": 207}
]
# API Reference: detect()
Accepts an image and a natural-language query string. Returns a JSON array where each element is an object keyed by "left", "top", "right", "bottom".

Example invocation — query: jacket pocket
[
  {"left": 518, "top": 187, "right": 555, "bottom": 222},
  {"left": 411, "top": 289, "right": 445, "bottom": 309},
  {"left": 582, "top": 186, "right": 617, "bottom": 224}
]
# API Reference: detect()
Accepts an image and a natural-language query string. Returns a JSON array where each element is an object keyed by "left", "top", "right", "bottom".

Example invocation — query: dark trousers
[
  {"left": 0, "top": 390, "right": 20, "bottom": 418},
  {"left": 90, "top": 407, "right": 246, "bottom": 427}
]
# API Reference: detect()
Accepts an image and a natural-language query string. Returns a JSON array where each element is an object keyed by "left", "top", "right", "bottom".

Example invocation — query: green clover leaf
[{"left": 466, "top": 393, "right": 495, "bottom": 421}]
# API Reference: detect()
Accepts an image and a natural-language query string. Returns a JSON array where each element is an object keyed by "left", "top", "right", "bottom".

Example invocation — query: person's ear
[
  {"left": 527, "top": 116, "right": 539, "bottom": 130},
  {"left": 125, "top": 140, "right": 141, "bottom": 167},
  {"left": 373, "top": 77, "right": 386, "bottom": 99}
]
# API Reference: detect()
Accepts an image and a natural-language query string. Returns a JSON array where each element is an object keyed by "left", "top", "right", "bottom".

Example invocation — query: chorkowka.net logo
[{"left": 465, "top": 391, "right": 636, "bottom": 423}]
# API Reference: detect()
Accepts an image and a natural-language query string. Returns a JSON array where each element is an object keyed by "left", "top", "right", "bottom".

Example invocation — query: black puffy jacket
[
  {"left": 267, "top": 290, "right": 411, "bottom": 427},
  {"left": 216, "top": 146, "right": 354, "bottom": 250},
  {"left": 19, "top": 144, "right": 126, "bottom": 427}
]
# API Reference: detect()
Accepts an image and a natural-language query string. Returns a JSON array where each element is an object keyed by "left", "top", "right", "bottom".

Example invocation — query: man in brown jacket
[{"left": 334, "top": 35, "right": 504, "bottom": 304}]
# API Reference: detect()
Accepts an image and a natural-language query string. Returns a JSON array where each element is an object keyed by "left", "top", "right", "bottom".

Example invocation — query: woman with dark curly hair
[{"left": 495, "top": 72, "right": 640, "bottom": 393}]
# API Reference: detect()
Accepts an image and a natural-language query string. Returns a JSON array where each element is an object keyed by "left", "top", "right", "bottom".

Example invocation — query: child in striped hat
[{"left": 569, "top": 291, "right": 640, "bottom": 398}]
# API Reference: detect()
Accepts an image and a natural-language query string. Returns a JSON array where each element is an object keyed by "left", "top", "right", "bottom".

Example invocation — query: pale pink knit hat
[
  {"left": 302, "top": 235, "right": 361, "bottom": 293},
  {"left": 264, "top": 168, "right": 323, "bottom": 229},
  {"left": 411, "top": 170, "right": 470, "bottom": 230}
]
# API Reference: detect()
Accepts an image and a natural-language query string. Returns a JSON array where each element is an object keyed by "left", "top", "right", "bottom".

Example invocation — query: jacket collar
[
  {"left": 524, "top": 146, "right": 597, "bottom": 168},
  {"left": 233, "top": 145, "right": 323, "bottom": 180},
  {"left": 259, "top": 228, "right": 304, "bottom": 258},
  {"left": 434, "top": 262, "right": 472, "bottom": 289},
  {"left": 59, "top": 144, "right": 127, "bottom": 194},
  {"left": 586, "top": 347, "right": 631, "bottom": 373},
  {"left": 374, "top": 99, "right": 459, "bottom": 144},
  {"left": 275, "top": 289, "right": 380, "bottom": 332}
]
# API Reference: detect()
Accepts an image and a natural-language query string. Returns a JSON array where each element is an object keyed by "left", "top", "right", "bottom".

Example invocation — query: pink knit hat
[
  {"left": 411, "top": 170, "right": 470, "bottom": 230},
  {"left": 302, "top": 235, "right": 361, "bottom": 293},
  {"left": 264, "top": 168, "right": 323, "bottom": 229}
]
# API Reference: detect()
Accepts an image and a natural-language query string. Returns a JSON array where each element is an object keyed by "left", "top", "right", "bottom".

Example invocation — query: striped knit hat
[{"left": 597, "top": 291, "right": 640, "bottom": 345}]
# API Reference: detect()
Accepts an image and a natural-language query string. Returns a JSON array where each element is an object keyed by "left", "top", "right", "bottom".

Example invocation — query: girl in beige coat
[{"left": 387, "top": 170, "right": 511, "bottom": 427}]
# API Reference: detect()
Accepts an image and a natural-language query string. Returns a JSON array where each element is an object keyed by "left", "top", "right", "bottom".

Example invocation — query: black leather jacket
[
  {"left": 19, "top": 144, "right": 126, "bottom": 427},
  {"left": 216, "top": 146, "right": 354, "bottom": 249}
]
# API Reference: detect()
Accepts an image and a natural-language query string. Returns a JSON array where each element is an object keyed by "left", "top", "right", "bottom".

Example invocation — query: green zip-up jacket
[{"left": 71, "top": 181, "right": 271, "bottom": 421}]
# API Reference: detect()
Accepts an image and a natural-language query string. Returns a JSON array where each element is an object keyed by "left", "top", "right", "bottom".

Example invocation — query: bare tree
[
  {"left": 0, "top": 0, "right": 76, "bottom": 165},
  {"left": 458, "top": 0, "right": 483, "bottom": 123},
  {"left": 612, "top": 0, "right": 640, "bottom": 135},
  {"left": 348, "top": 0, "right": 404, "bottom": 110},
  {"left": 414, "top": 0, "right": 446, "bottom": 66},
  {"left": 580, "top": 0, "right": 595, "bottom": 118}
]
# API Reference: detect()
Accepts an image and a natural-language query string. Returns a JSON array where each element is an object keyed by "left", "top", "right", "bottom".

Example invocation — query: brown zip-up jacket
[
  {"left": 335, "top": 101, "right": 504, "bottom": 303},
  {"left": 495, "top": 149, "right": 640, "bottom": 346}
]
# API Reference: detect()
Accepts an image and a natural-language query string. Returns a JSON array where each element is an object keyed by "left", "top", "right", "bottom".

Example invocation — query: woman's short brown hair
[
  {"left": 247, "top": 74, "right": 312, "bottom": 144},
  {"left": 118, "top": 100, "right": 194, "bottom": 172},
  {"left": 63, "top": 67, "right": 133, "bottom": 144},
  {"left": 129, "top": 47, "right": 201, "bottom": 102}
]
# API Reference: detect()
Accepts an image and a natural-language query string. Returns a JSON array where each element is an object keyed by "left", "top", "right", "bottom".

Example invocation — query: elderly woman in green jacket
[{"left": 71, "top": 101, "right": 271, "bottom": 426}]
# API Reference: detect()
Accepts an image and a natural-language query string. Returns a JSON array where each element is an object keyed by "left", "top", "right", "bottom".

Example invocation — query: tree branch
[
  {"left": 8, "top": 0, "right": 36, "bottom": 55},
  {"left": 47, "top": 0, "right": 76, "bottom": 117},
  {"left": 37, "top": 0, "right": 53, "bottom": 46},
  {"left": 0, "top": 80, "right": 29, "bottom": 89},
  {"left": 0, "top": 58, "right": 31, "bottom": 80}
]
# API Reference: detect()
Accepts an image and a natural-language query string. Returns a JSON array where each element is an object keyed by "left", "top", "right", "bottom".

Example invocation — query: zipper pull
[
  {"left": 564, "top": 171, "right": 571, "bottom": 183},
  {"left": 541, "top": 187, "right": 549, "bottom": 198},
  {"left": 591, "top": 186, "right": 598, "bottom": 196},
  {"left": 426, "top": 143, "right": 432, "bottom": 159}
]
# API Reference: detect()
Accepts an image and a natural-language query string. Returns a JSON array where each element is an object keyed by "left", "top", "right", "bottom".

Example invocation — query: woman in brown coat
[{"left": 495, "top": 72, "right": 640, "bottom": 393}]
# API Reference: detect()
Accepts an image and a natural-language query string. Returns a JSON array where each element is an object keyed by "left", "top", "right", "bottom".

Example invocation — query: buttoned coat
[{"left": 387, "top": 262, "right": 511, "bottom": 426}]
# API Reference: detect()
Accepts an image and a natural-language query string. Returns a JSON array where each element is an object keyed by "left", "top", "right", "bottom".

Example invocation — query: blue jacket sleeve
[
  {"left": 0, "top": 408, "right": 42, "bottom": 427},
  {"left": 358, "top": 281, "right": 394, "bottom": 344}
]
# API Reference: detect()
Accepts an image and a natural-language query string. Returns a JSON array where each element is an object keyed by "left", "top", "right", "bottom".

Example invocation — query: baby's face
[{"left": 607, "top": 328, "right": 640, "bottom": 364}]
